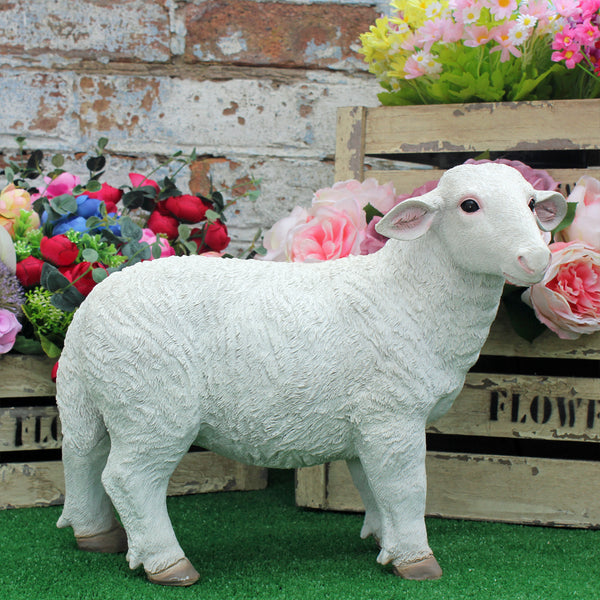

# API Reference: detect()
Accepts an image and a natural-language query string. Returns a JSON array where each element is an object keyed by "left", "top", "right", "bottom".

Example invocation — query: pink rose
[
  {"left": 289, "top": 202, "right": 365, "bottom": 262},
  {"left": 524, "top": 241, "right": 600, "bottom": 339},
  {"left": 129, "top": 172, "right": 160, "bottom": 192},
  {"left": 140, "top": 228, "right": 176, "bottom": 259},
  {"left": 0, "top": 308, "right": 22, "bottom": 353},
  {"left": 360, "top": 217, "right": 388, "bottom": 254},
  {"left": 313, "top": 178, "right": 397, "bottom": 215},
  {"left": 558, "top": 176, "right": 600, "bottom": 249},
  {"left": 38, "top": 172, "right": 81, "bottom": 200}
]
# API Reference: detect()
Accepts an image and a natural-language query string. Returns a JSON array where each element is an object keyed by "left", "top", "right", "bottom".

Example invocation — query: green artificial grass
[{"left": 1, "top": 469, "right": 599, "bottom": 600}]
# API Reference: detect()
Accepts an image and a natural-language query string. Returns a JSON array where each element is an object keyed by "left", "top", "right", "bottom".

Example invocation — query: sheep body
[{"left": 55, "top": 163, "right": 567, "bottom": 585}]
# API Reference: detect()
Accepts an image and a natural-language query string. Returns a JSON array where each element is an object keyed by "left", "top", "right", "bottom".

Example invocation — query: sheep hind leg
[
  {"left": 58, "top": 435, "right": 127, "bottom": 553},
  {"left": 346, "top": 458, "right": 382, "bottom": 544},
  {"left": 100, "top": 437, "right": 199, "bottom": 587}
]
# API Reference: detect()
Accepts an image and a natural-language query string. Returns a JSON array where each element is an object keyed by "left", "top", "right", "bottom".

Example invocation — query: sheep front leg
[{"left": 355, "top": 422, "right": 442, "bottom": 580}]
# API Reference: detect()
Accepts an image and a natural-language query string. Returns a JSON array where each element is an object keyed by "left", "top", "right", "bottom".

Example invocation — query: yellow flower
[{"left": 0, "top": 184, "right": 39, "bottom": 237}]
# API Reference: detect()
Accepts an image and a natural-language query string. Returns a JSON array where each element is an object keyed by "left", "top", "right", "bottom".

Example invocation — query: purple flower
[
  {"left": 0, "top": 260, "right": 24, "bottom": 315},
  {"left": 0, "top": 308, "right": 22, "bottom": 353}
]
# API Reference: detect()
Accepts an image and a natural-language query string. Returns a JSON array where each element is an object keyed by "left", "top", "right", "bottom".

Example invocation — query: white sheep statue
[{"left": 55, "top": 163, "right": 566, "bottom": 586}]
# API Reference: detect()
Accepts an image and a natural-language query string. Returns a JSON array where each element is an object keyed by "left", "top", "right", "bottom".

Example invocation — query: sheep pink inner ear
[
  {"left": 375, "top": 200, "right": 435, "bottom": 241},
  {"left": 535, "top": 191, "right": 567, "bottom": 232}
]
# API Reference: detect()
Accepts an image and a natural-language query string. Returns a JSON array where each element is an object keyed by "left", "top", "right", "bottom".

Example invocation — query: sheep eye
[
  {"left": 460, "top": 199, "right": 480, "bottom": 213},
  {"left": 528, "top": 198, "right": 536, "bottom": 212}
]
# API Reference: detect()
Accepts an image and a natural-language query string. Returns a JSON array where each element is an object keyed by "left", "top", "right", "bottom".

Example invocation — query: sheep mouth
[{"left": 502, "top": 271, "right": 544, "bottom": 287}]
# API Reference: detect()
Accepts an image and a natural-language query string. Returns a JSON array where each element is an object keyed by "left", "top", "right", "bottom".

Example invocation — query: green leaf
[
  {"left": 11, "top": 334, "right": 44, "bottom": 355},
  {"left": 92, "top": 267, "right": 108, "bottom": 283},
  {"left": 86, "top": 155, "right": 106, "bottom": 173},
  {"left": 120, "top": 217, "right": 143, "bottom": 241},
  {"left": 51, "top": 154, "right": 65, "bottom": 168},
  {"left": 39, "top": 334, "right": 63, "bottom": 358},
  {"left": 205, "top": 209, "right": 220, "bottom": 223},
  {"left": 51, "top": 194, "right": 78, "bottom": 216},
  {"left": 97, "top": 137, "right": 109, "bottom": 151},
  {"left": 363, "top": 203, "right": 384, "bottom": 225},
  {"left": 551, "top": 202, "right": 578, "bottom": 237},
  {"left": 50, "top": 286, "right": 85, "bottom": 312},
  {"left": 178, "top": 223, "right": 191, "bottom": 240},
  {"left": 82, "top": 248, "right": 99, "bottom": 262},
  {"left": 4, "top": 166, "right": 14, "bottom": 183},
  {"left": 254, "top": 245, "right": 267, "bottom": 256},
  {"left": 151, "top": 241, "right": 162, "bottom": 259},
  {"left": 502, "top": 286, "right": 547, "bottom": 342},
  {"left": 41, "top": 263, "right": 71, "bottom": 292},
  {"left": 85, "top": 179, "right": 102, "bottom": 192}
]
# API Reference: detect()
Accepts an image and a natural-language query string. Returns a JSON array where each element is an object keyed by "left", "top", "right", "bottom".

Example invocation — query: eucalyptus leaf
[
  {"left": 178, "top": 223, "right": 191, "bottom": 240},
  {"left": 151, "top": 241, "right": 162, "bottom": 259},
  {"left": 120, "top": 216, "right": 143, "bottom": 241},
  {"left": 92, "top": 267, "right": 108, "bottom": 283},
  {"left": 11, "top": 334, "right": 44, "bottom": 355},
  {"left": 41, "top": 263, "right": 71, "bottom": 292},
  {"left": 51, "top": 154, "right": 65, "bottom": 168},
  {"left": 205, "top": 209, "right": 220, "bottom": 223},
  {"left": 86, "top": 155, "right": 106, "bottom": 173},
  {"left": 82, "top": 248, "right": 99, "bottom": 263},
  {"left": 86, "top": 179, "right": 102, "bottom": 192},
  {"left": 4, "top": 166, "right": 14, "bottom": 183},
  {"left": 50, "top": 287, "right": 85, "bottom": 312},
  {"left": 51, "top": 194, "right": 78, "bottom": 215},
  {"left": 97, "top": 137, "right": 109, "bottom": 150}
]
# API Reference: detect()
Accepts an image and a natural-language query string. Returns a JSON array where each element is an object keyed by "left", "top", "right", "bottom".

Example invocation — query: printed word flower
[{"left": 525, "top": 241, "right": 600, "bottom": 339}]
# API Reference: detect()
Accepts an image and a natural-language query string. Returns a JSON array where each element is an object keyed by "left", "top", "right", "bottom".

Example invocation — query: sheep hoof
[
  {"left": 76, "top": 524, "right": 128, "bottom": 553},
  {"left": 393, "top": 556, "right": 442, "bottom": 580},
  {"left": 146, "top": 558, "right": 200, "bottom": 587}
]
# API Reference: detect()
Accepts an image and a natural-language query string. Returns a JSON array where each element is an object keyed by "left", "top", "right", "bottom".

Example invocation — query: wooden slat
[
  {"left": 483, "top": 307, "right": 600, "bottom": 359},
  {"left": 334, "top": 106, "right": 366, "bottom": 182},
  {"left": 0, "top": 405, "right": 62, "bottom": 451},
  {"left": 427, "top": 372, "right": 600, "bottom": 442},
  {"left": 300, "top": 455, "right": 600, "bottom": 527},
  {"left": 363, "top": 100, "right": 600, "bottom": 156},
  {"left": 0, "top": 451, "right": 268, "bottom": 509},
  {"left": 0, "top": 355, "right": 56, "bottom": 399},
  {"left": 367, "top": 167, "right": 600, "bottom": 195},
  {"left": 426, "top": 452, "right": 600, "bottom": 527},
  {"left": 295, "top": 464, "right": 328, "bottom": 509}
]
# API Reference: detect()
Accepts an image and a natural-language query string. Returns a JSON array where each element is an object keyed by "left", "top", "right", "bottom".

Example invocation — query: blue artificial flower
[
  {"left": 53, "top": 216, "right": 88, "bottom": 235},
  {"left": 75, "top": 195, "right": 102, "bottom": 219}
]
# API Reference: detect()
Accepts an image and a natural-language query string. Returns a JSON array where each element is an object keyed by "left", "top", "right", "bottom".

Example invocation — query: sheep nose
[{"left": 518, "top": 247, "right": 551, "bottom": 276}]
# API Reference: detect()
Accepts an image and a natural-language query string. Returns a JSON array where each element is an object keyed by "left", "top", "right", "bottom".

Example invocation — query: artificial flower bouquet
[
  {"left": 261, "top": 160, "right": 600, "bottom": 341},
  {"left": 359, "top": 0, "right": 600, "bottom": 105},
  {"left": 0, "top": 139, "right": 257, "bottom": 358}
]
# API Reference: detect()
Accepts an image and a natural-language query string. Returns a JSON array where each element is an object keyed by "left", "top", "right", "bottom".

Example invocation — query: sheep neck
[{"left": 375, "top": 234, "right": 505, "bottom": 372}]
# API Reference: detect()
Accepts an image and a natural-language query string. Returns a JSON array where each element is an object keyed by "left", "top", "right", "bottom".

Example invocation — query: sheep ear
[
  {"left": 375, "top": 199, "right": 436, "bottom": 241},
  {"left": 535, "top": 190, "right": 567, "bottom": 232}
]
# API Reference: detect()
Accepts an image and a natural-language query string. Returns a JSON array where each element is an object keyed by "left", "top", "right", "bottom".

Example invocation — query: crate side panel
[
  {"left": 0, "top": 355, "right": 56, "bottom": 398},
  {"left": 364, "top": 100, "right": 600, "bottom": 156},
  {"left": 427, "top": 373, "right": 600, "bottom": 442},
  {"left": 426, "top": 452, "right": 600, "bottom": 527},
  {"left": 295, "top": 464, "right": 328, "bottom": 509},
  {"left": 0, "top": 406, "right": 62, "bottom": 451},
  {"left": 0, "top": 460, "right": 65, "bottom": 509},
  {"left": 166, "top": 452, "right": 267, "bottom": 497}
]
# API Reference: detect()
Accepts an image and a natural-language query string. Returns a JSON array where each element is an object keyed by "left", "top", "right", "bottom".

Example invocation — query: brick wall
[{"left": 0, "top": 0, "right": 385, "bottom": 250}]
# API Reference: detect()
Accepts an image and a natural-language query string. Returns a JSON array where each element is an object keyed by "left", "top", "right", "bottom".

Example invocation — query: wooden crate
[
  {"left": 296, "top": 99, "right": 600, "bottom": 527},
  {"left": 1, "top": 354, "right": 267, "bottom": 509}
]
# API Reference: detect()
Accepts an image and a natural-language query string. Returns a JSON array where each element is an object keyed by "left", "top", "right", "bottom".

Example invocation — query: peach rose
[
  {"left": 0, "top": 184, "right": 40, "bottom": 236},
  {"left": 524, "top": 241, "right": 600, "bottom": 339},
  {"left": 558, "top": 176, "right": 600, "bottom": 249}
]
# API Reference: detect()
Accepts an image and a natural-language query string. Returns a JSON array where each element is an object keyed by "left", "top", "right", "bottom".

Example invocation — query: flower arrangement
[
  {"left": 261, "top": 160, "right": 600, "bottom": 341},
  {"left": 359, "top": 0, "right": 600, "bottom": 105},
  {"left": 0, "top": 139, "right": 260, "bottom": 357}
]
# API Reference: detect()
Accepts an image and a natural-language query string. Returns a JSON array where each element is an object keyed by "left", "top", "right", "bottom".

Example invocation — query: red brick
[{"left": 184, "top": 1, "right": 377, "bottom": 69}]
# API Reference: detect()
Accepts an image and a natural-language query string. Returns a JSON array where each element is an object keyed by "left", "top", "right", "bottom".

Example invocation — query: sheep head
[{"left": 376, "top": 163, "right": 567, "bottom": 286}]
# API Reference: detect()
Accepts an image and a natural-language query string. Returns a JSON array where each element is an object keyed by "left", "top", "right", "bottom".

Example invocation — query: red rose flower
[
  {"left": 16, "top": 256, "right": 44, "bottom": 287},
  {"left": 164, "top": 195, "right": 211, "bottom": 223},
  {"left": 129, "top": 172, "right": 160, "bottom": 192},
  {"left": 147, "top": 210, "right": 179, "bottom": 240},
  {"left": 191, "top": 221, "right": 230, "bottom": 253},
  {"left": 60, "top": 261, "right": 106, "bottom": 296},
  {"left": 204, "top": 221, "right": 230, "bottom": 252},
  {"left": 40, "top": 235, "right": 79, "bottom": 267},
  {"left": 86, "top": 182, "right": 123, "bottom": 214}
]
